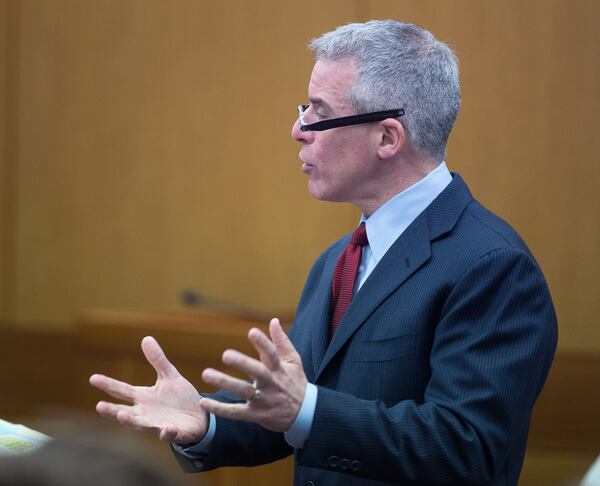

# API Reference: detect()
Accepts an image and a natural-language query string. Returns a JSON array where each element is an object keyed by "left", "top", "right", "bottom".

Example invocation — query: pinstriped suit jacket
[{"left": 174, "top": 174, "right": 558, "bottom": 485}]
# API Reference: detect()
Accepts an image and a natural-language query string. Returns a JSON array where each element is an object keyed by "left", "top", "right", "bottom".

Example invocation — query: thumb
[
  {"left": 141, "top": 336, "right": 180, "bottom": 380},
  {"left": 269, "top": 318, "right": 297, "bottom": 358}
]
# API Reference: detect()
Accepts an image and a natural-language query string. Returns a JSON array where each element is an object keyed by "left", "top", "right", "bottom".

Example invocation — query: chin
[
  {"left": 307, "top": 182, "right": 328, "bottom": 201},
  {"left": 308, "top": 182, "right": 343, "bottom": 203}
]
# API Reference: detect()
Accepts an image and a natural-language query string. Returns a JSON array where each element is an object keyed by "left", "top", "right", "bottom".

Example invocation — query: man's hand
[
  {"left": 200, "top": 318, "right": 307, "bottom": 432},
  {"left": 89, "top": 336, "right": 207, "bottom": 443}
]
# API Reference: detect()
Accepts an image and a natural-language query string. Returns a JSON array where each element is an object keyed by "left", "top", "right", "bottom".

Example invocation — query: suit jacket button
[
  {"left": 193, "top": 460, "right": 204, "bottom": 469},
  {"left": 350, "top": 460, "right": 362, "bottom": 471},
  {"left": 303, "top": 482, "right": 316, "bottom": 486},
  {"left": 327, "top": 455, "right": 340, "bottom": 467},
  {"left": 339, "top": 458, "right": 350, "bottom": 470}
]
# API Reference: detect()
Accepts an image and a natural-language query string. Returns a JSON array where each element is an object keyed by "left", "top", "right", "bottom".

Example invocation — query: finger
[
  {"left": 96, "top": 401, "right": 135, "bottom": 419},
  {"left": 109, "top": 411, "right": 184, "bottom": 443},
  {"left": 115, "top": 409, "right": 155, "bottom": 431},
  {"left": 221, "top": 349, "right": 271, "bottom": 383},
  {"left": 159, "top": 424, "right": 179, "bottom": 442},
  {"left": 111, "top": 412, "right": 182, "bottom": 443},
  {"left": 89, "top": 374, "right": 136, "bottom": 402},
  {"left": 200, "top": 397, "right": 254, "bottom": 422},
  {"left": 269, "top": 318, "right": 297, "bottom": 359},
  {"left": 248, "top": 327, "right": 280, "bottom": 371},
  {"left": 202, "top": 368, "right": 257, "bottom": 401},
  {"left": 141, "top": 336, "right": 181, "bottom": 380}
]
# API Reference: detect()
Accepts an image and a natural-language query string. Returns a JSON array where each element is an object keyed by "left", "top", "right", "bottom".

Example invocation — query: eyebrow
[{"left": 309, "top": 97, "right": 333, "bottom": 113}]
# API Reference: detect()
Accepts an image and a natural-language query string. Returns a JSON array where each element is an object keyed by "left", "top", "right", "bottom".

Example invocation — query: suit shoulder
[
  {"left": 455, "top": 199, "right": 532, "bottom": 255},
  {"left": 430, "top": 198, "right": 545, "bottom": 282}
]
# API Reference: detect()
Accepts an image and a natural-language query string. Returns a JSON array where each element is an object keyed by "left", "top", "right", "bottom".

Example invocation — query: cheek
[
  {"left": 327, "top": 134, "right": 363, "bottom": 166},
  {"left": 305, "top": 138, "right": 332, "bottom": 168},
  {"left": 310, "top": 128, "right": 371, "bottom": 174},
  {"left": 315, "top": 133, "right": 346, "bottom": 159}
]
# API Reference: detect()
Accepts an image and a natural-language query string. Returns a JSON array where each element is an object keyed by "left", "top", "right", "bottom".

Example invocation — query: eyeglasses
[{"left": 297, "top": 104, "right": 404, "bottom": 132}]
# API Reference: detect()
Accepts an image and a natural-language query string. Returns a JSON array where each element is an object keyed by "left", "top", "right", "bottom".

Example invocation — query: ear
[{"left": 376, "top": 119, "right": 405, "bottom": 159}]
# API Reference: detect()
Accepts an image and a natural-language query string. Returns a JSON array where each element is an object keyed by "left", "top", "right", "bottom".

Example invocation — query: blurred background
[{"left": 0, "top": 0, "right": 598, "bottom": 484}]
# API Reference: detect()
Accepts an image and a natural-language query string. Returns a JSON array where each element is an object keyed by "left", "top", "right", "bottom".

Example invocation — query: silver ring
[{"left": 248, "top": 381, "right": 262, "bottom": 402}]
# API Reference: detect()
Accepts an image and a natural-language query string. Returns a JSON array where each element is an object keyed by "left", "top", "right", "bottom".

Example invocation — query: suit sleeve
[
  {"left": 295, "top": 247, "right": 557, "bottom": 484},
  {"left": 171, "top": 248, "right": 337, "bottom": 473},
  {"left": 172, "top": 389, "right": 293, "bottom": 472}
]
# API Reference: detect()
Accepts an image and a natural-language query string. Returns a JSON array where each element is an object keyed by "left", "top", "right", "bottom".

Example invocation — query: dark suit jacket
[{"left": 174, "top": 174, "right": 558, "bottom": 485}]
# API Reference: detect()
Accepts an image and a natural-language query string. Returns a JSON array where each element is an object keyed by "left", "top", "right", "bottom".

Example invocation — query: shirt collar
[{"left": 360, "top": 162, "right": 453, "bottom": 264}]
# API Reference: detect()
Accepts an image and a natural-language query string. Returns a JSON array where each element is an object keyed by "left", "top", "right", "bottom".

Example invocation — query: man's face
[{"left": 291, "top": 60, "right": 379, "bottom": 206}]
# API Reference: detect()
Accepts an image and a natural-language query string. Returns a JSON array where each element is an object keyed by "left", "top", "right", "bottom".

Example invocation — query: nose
[{"left": 291, "top": 118, "right": 314, "bottom": 143}]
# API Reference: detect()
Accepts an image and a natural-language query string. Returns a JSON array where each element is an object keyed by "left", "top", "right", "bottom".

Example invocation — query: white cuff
[
  {"left": 171, "top": 412, "right": 216, "bottom": 459},
  {"left": 284, "top": 383, "right": 317, "bottom": 449}
]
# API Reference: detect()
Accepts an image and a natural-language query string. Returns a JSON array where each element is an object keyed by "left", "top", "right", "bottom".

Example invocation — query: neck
[{"left": 358, "top": 156, "right": 441, "bottom": 217}]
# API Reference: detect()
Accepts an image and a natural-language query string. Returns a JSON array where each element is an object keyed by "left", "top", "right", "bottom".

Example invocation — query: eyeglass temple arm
[{"left": 300, "top": 108, "right": 405, "bottom": 132}]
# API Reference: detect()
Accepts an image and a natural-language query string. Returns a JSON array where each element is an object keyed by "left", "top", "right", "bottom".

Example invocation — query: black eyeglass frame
[{"left": 298, "top": 104, "right": 405, "bottom": 132}]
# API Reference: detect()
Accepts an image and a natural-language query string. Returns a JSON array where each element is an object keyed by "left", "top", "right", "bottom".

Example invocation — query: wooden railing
[
  {"left": 1, "top": 310, "right": 599, "bottom": 485},
  {"left": 74, "top": 309, "right": 293, "bottom": 486}
]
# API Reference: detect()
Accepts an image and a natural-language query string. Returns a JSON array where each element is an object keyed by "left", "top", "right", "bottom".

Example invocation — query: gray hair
[{"left": 309, "top": 20, "right": 460, "bottom": 162}]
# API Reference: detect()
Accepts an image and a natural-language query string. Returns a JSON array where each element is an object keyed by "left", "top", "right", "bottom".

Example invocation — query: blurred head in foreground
[{"left": 0, "top": 416, "right": 187, "bottom": 486}]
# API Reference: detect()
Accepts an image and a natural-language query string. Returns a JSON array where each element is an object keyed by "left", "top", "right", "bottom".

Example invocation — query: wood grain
[
  {"left": 0, "top": 1, "right": 598, "bottom": 353},
  {"left": 1, "top": 319, "right": 598, "bottom": 485}
]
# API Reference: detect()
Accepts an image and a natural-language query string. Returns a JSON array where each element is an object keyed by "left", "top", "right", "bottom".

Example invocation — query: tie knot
[{"left": 350, "top": 222, "right": 368, "bottom": 247}]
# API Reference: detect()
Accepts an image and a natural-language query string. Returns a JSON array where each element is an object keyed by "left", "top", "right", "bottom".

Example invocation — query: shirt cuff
[
  {"left": 284, "top": 383, "right": 317, "bottom": 449},
  {"left": 171, "top": 412, "right": 216, "bottom": 460}
]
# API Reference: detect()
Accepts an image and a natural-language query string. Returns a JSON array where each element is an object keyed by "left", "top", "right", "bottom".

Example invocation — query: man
[{"left": 90, "top": 20, "right": 557, "bottom": 485}]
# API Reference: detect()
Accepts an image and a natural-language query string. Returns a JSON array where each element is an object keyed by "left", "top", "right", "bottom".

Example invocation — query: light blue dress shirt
[{"left": 176, "top": 162, "right": 452, "bottom": 457}]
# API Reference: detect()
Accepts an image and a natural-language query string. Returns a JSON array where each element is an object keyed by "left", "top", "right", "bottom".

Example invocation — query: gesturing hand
[
  {"left": 89, "top": 336, "right": 207, "bottom": 443},
  {"left": 200, "top": 318, "right": 308, "bottom": 432}
]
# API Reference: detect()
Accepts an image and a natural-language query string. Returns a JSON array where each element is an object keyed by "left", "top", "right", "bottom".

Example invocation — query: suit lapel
[
  {"left": 316, "top": 215, "right": 431, "bottom": 378},
  {"left": 315, "top": 174, "right": 473, "bottom": 380}
]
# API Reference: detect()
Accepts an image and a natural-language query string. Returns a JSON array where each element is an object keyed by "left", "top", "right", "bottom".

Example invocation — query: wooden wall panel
[
  {"left": 12, "top": 0, "right": 363, "bottom": 328},
  {"left": 4, "top": 1, "right": 600, "bottom": 353},
  {"left": 0, "top": 0, "right": 8, "bottom": 323},
  {"left": 366, "top": 0, "right": 600, "bottom": 351},
  {"left": 0, "top": 0, "right": 19, "bottom": 327}
]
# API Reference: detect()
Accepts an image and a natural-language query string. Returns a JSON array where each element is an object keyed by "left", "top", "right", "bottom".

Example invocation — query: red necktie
[{"left": 330, "top": 222, "right": 369, "bottom": 336}]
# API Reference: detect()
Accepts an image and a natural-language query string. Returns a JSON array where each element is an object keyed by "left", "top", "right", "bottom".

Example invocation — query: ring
[{"left": 248, "top": 381, "right": 262, "bottom": 402}]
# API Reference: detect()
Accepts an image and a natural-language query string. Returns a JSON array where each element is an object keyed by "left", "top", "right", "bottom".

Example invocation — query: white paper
[
  {"left": 581, "top": 455, "right": 600, "bottom": 486},
  {"left": 0, "top": 418, "right": 50, "bottom": 455}
]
